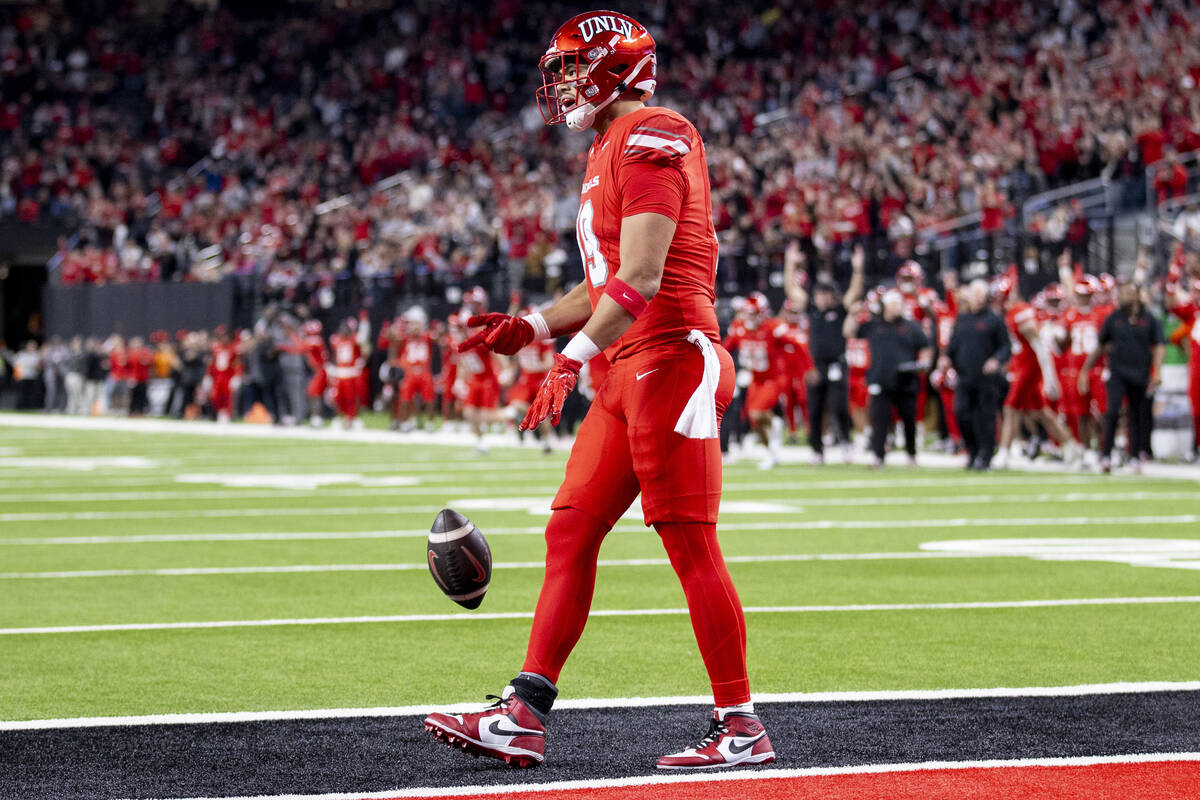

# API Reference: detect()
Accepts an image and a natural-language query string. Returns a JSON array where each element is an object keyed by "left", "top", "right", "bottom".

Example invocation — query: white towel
[{"left": 674, "top": 329, "right": 721, "bottom": 439}]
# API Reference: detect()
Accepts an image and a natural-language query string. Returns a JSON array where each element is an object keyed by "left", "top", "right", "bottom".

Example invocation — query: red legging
[{"left": 522, "top": 507, "right": 750, "bottom": 707}]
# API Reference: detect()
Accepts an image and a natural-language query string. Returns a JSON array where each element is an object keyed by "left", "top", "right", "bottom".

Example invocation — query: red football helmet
[
  {"left": 537, "top": 11, "right": 657, "bottom": 131},
  {"left": 896, "top": 260, "right": 924, "bottom": 288},
  {"left": 744, "top": 291, "right": 770, "bottom": 317},
  {"left": 464, "top": 286, "right": 488, "bottom": 313},
  {"left": 1075, "top": 276, "right": 1097, "bottom": 299}
]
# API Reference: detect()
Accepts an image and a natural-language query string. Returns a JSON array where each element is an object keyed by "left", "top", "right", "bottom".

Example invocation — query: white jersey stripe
[{"left": 624, "top": 133, "right": 691, "bottom": 155}]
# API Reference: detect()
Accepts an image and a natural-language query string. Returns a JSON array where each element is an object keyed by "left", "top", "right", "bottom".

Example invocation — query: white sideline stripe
[
  {"left": 0, "top": 548, "right": 1162, "bottom": 580},
  {"left": 115, "top": 753, "right": 1200, "bottom": 799},
  {"left": 4, "top": 596, "right": 1199, "bottom": 636},
  {"left": 6, "top": 488, "right": 1197, "bottom": 505},
  {"left": 7, "top": 514, "right": 1200, "bottom": 546},
  {"left": 0, "top": 504, "right": 555, "bottom": 521},
  {"left": 6, "top": 682, "right": 1199, "bottom": 731},
  {"left": 0, "top": 475, "right": 1128, "bottom": 492},
  {"left": 5, "top": 515, "right": 1199, "bottom": 546}
]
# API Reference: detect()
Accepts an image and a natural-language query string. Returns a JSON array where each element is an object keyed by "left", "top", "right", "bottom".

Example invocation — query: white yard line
[
  {"left": 3, "top": 488, "right": 1196, "bottom": 505},
  {"left": 4, "top": 596, "right": 1198, "bottom": 636},
  {"left": 0, "top": 552, "right": 1005, "bottom": 580},
  {"left": 102, "top": 753, "right": 1200, "bottom": 800},
  {"left": 5, "top": 682, "right": 1198, "bottom": 731},
  {"left": 5, "top": 412, "right": 1199, "bottom": 481},
  {"left": 5, "top": 515, "right": 1200, "bottom": 546}
]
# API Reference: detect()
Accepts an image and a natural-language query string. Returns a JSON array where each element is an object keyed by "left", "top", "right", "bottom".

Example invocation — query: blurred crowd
[
  {"left": 5, "top": 242, "right": 1199, "bottom": 469},
  {"left": 6, "top": 0, "right": 1200, "bottom": 297}
]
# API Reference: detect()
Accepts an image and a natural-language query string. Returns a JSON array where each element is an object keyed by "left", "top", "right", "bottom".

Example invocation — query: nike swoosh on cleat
[
  {"left": 487, "top": 718, "right": 545, "bottom": 738},
  {"left": 635, "top": 369, "right": 659, "bottom": 381},
  {"left": 727, "top": 733, "right": 765, "bottom": 754}
]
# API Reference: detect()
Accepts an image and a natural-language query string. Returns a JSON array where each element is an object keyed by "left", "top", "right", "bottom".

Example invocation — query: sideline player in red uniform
[
  {"left": 1166, "top": 277, "right": 1200, "bottom": 459},
  {"left": 896, "top": 261, "right": 940, "bottom": 435},
  {"left": 394, "top": 307, "right": 438, "bottom": 431},
  {"left": 506, "top": 305, "right": 556, "bottom": 452},
  {"left": 425, "top": 11, "right": 772, "bottom": 771},
  {"left": 1060, "top": 276, "right": 1104, "bottom": 451},
  {"left": 206, "top": 328, "right": 240, "bottom": 423},
  {"left": 777, "top": 299, "right": 813, "bottom": 443},
  {"left": 439, "top": 313, "right": 465, "bottom": 423},
  {"left": 994, "top": 275, "right": 1080, "bottom": 467},
  {"left": 457, "top": 338, "right": 506, "bottom": 453},
  {"left": 845, "top": 293, "right": 875, "bottom": 434},
  {"left": 300, "top": 320, "right": 328, "bottom": 427},
  {"left": 329, "top": 319, "right": 364, "bottom": 428},
  {"left": 723, "top": 292, "right": 785, "bottom": 469}
]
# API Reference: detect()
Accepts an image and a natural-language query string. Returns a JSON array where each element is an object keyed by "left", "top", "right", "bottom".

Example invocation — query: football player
[
  {"left": 723, "top": 292, "right": 786, "bottom": 469},
  {"left": 394, "top": 307, "right": 438, "bottom": 431},
  {"left": 506, "top": 304, "right": 556, "bottom": 452},
  {"left": 300, "top": 320, "right": 328, "bottom": 427},
  {"left": 206, "top": 327, "right": 240, "bottom": 423},
  {"left": 457, "top": 336, "right": 506, "bottom": 454},
  {"left": 994, "top": 273, "right": 1080, "bottom": 468},
  {"left": 1165, "top": 274, "right": 1200, "bottom": 461},
  {"left": 425, "top": 11, "right": 772, "bottom": 771},
  {"left": 439, "top": 313, "right": 465, "bottom": 426},
  {"left": 1059, "top": 270, "right": 1103, "bottom": 453},
  {"left": 777, "top": 299, "right": 813, "bottom": 445},
  {"left": 329, "top": 319, "right": 364, "bottom": 429}
]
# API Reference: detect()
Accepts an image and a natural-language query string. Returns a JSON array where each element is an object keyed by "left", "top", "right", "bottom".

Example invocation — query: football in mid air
[{"left": 427, "top": 508, "right": 492, "bottom": 609}]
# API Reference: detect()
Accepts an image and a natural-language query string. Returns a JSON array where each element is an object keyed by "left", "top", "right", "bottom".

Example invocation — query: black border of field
[{"left": 4, "top": 691, "right": 1200, "bottom": 799}]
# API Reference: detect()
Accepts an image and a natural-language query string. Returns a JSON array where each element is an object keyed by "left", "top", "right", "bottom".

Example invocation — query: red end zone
[{"left": 412, "top": 760, "right": 1200, "bottom": 800}]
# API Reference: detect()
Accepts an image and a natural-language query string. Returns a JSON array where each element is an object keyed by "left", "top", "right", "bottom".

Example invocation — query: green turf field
[{"left": 1, "top": 419, "right": 1198, "bottom": 722}]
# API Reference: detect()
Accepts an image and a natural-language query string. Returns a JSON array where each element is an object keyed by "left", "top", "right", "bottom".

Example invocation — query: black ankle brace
[{"left": 511, "top": 672, "right": 558, "bottom": 720}]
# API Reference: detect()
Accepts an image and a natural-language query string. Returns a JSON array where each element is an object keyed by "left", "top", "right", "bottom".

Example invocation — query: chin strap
[{"left": 566, "top": 53, "right": 655, "bottom": 131}]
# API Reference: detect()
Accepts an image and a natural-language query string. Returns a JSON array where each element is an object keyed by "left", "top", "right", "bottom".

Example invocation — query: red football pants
[
  {"left": 523, "top": 339, "right": 750, "bottom": 706},
  {"left": 522, "top": 509, "right": 750, "bottom": 707}
]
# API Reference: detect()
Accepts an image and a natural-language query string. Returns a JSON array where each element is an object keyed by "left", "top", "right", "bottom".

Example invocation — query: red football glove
[
  {"left": 458, "top": 313, "right": 535, "bottom": 355},
  {"left": 520, "top": 353, "right": 582, "bottom": 430}
]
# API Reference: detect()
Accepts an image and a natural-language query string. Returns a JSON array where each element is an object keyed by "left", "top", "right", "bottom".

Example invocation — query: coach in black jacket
[
  {"left": 942, "top": 280, "right": 1011, "bottom": 470},
  {"left": 845, "top": 289, "right": 931, "bottom": 467}
]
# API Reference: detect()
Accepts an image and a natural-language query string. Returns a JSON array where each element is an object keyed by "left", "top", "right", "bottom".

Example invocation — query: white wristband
[
  {"left": 561, "top": 332, "right": 602, "bottom": 364},
  {"left": 523, "top": 312, "right": 551, "bottom": 342}
]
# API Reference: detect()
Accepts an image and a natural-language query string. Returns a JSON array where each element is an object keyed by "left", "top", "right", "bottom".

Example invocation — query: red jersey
[
  {"left": 329, "top": 333, "right": 363, "bottom": 379},
  {"left": 776, "top": 318, "right": 813, "bottom": 378},
  {"left": 397, "top": 333, "right": 436, "bottom": 374},
  {"left": 723, "top": 318, "right": 783, "bottom": 378},
  {"left": 517, "top": 339, "right": 554, "bottom": 377},
  {"left": 456, "top": 344, "right": 498, "bottom": 380},
  {"left": 1005, "top": 302, "right": 1040, "bottom": 376},
  {"left": 576, "top": 107, "right": 719, "bottom": 361},
  {"left": 302, "top": 334, "right": 327, "bottom": 371},
  {"left": 1171, "top": 303, "right": 1200, "bottom": 362},
  {"left": 846, "top": 337, "right": 870, "bottom": 373},
  {"left": 109, "top": 347, "right": 133, "bottom": 382},
  {"left": 902, "top": 288, "right": 940, "bottom": 322},
  {"left": 935, "top": 295, "right": 958, "bottom": 349},
  {"left": 208, "top": 342, "right": 239, "bottom": 379},
  {"left": 1063, "top": 307, "right": 1102, "bottom": 371},
  {"left": 129, "top": 346, "right": 153, "bottom": 383}
]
